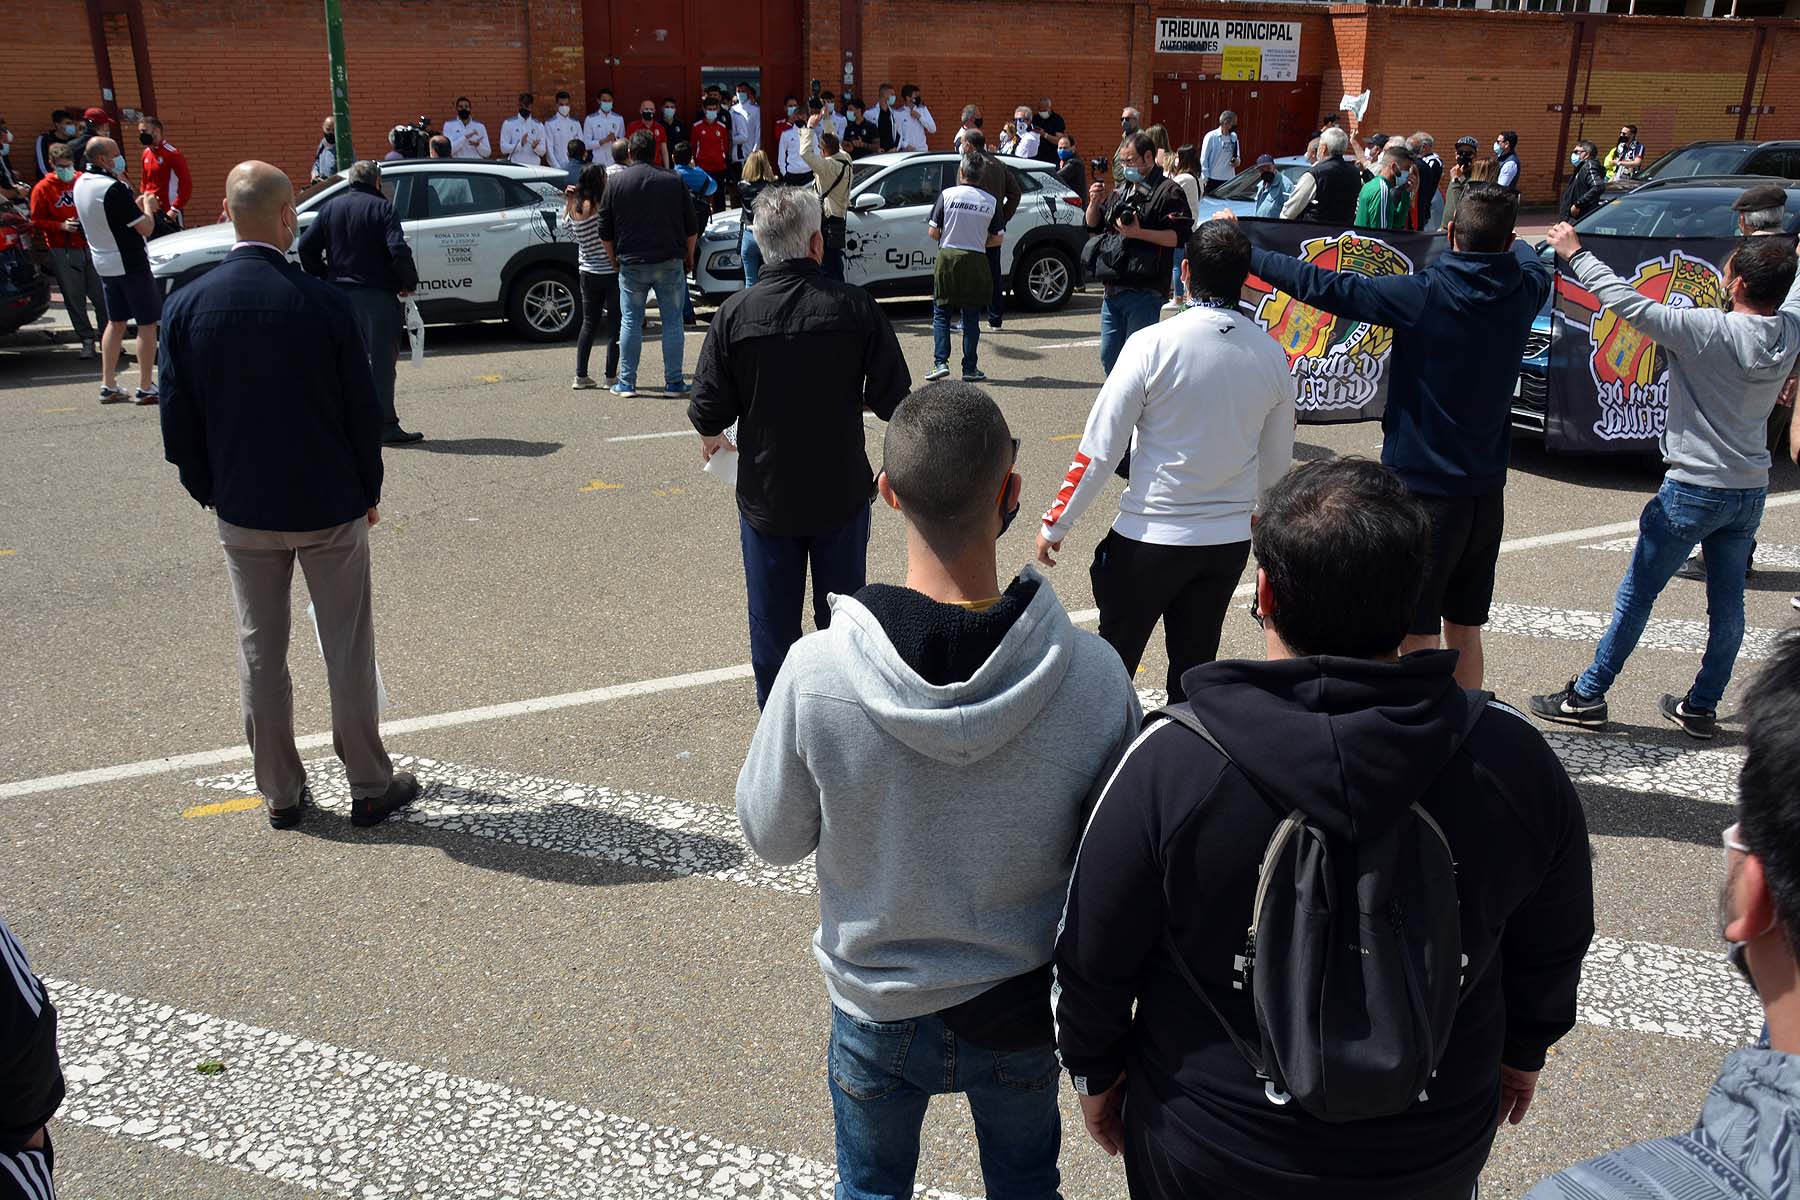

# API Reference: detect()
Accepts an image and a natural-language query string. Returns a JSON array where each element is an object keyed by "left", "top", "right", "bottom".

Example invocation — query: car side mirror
[{"left": 851, "top": 192, "right": 885, "bottom": 213}]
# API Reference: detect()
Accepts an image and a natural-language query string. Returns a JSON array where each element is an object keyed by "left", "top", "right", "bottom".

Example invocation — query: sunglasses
[{"left": 994, "top": 438, "right": 1022, "bottom": 506}]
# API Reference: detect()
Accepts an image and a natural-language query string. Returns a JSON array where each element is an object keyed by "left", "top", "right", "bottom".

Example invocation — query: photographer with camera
[{"left": 1084, "top": 130, "right": 1193, "bottom": 375}]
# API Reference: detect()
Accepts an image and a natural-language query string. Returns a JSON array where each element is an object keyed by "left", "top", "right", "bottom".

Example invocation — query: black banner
[
  {"left": 1545, "top": 235, "right": 1735, "bottom": 454},
  {"left": 1237, "top": 220, "right": 1446, "bottom": 426}
]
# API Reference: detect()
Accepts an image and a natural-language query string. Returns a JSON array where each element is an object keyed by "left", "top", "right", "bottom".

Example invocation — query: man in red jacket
[
  {"left": 136, "top": 115, "right": 191, "bottom": 236},
  {"left": 692, "top": 97, "right": 731, "bottom": 212},
  {"left": 29, "top": 142, "right": 106, "bottom": 357}
]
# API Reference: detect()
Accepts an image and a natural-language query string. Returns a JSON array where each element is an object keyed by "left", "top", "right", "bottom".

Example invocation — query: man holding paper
[{"left": 158, "top": 160, "right": 418, "bottom": 830}]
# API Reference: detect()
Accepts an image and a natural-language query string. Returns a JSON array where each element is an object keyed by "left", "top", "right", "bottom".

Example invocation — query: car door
[
  {"left": 408, "top": 171, "right": 515, "bottom": 309},
  {"left": 845, "top": 159, "right": 950, "bottom": 289},
  {"left": 1742, "top": 147, "right": 1800, "bottom": 181}
]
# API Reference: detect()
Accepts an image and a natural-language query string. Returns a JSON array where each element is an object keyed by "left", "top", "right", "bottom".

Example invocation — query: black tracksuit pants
[{"left": 1090, "top": 530, "right": 1249, "bottom": 702}]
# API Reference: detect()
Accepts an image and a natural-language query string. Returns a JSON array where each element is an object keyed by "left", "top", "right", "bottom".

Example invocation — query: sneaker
[
  {"left": 1676, "top": 550, "right": 1756, "bottom": 581},
  {"left": 609, "top": 383, "right": 636, "bottom": 398},
  {"left": 571, "top": 376, "right": 599, "bottom": 390},
  {"left": 381, "top": 428, "right": 424, "bottom": 446},
  {"left": 134, "top": 387, "right": 159, "bottom": 406},
  {"left": 664, "top": 381, "right": 691, "bottom": 397},
  {"left": 1792, "top": 594, "right": 1799, "bottom": 612},
  {"left": 1659, "top": 693, "right": 1718, "bottom": 740},
  {"left": 1528, "top": 680, "right": 1609, "bottom": 728},
  {"left": 962, "top": 368, "right": 988, "bottom": 383},
  {"left": 79, "top": 339, "right": 96, "bottom": 360},
  {"left": 924, "top": 363, "right": 950, "bottom": 382},
  {"left": 268, "top": 787, "right": 311, "bottom": 830},
  {"left": 351, "top": 772, "right": 421, "bottom": 828},
  {"left": 99, "top": 386, "right": 130, "bottom": 404},
  {"left": 988, "top": 316, "right": 1003, "bottom": 330}
]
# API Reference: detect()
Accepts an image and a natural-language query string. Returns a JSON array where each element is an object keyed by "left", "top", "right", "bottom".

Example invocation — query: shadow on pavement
[{"left": 395, "top": 437, "right": 564, "bottom": 458}]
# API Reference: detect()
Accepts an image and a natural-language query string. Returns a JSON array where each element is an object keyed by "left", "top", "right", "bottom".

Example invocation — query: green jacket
[
  {"left": 1355, "top": 176, "right": 1409, "bottom": 230},
  {"left": 933, "top": 245, "right": 992, "bottom": 310}
]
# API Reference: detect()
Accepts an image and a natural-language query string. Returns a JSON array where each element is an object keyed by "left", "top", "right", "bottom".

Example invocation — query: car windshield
[
  {"left": 1574, "top": 188, "right": 1800, "bottom": 238},
  {"left": 1207, "top": 162, "right": 1306, "bottom": 202},
  {"left": 1640, "top": 145, "right": 1747, "bottom": 181}
]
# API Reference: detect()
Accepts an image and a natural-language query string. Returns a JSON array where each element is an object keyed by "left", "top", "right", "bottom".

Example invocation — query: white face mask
[{"left": 558, "top": 104, "right": 570, "bottom": 117}]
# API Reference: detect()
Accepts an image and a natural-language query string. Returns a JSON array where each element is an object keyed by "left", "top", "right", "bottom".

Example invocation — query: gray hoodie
[
  {"left": 1525, "top": 1046, "right": 1800, "bottom": 1199},
  {"left": 736, "top": 565, "right": 1141, "bottom": 1022},
  {"left": 1570, "top": 248, "right": 1800, "bottom": 490}
]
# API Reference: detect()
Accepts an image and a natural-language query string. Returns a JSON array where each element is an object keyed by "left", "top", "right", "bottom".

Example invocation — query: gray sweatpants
[
  {"left": 219, "top": 516, "right": 393, "bottom": 810},
  {"left": 47, "top": 246, "right": 106, "bottom": 341}
]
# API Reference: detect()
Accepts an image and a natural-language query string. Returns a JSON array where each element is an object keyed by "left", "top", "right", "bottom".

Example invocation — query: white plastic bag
[
  {"left": 309, "top": 601, "right": 389, "bottom": 716},
  {"left": 702, "top": 420, "right": 740, "bottom": 486},
  {"left": 403, "top": 297, "right": 425, "bottom": 368}
]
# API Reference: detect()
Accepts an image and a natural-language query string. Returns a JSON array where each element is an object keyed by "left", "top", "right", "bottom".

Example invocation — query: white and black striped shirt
[
  {"left": 567, "top": 209, "right": 615, "bottom": 275},
  {"left": 0, "top": 916, "right": 61, "bottom": 1200}
]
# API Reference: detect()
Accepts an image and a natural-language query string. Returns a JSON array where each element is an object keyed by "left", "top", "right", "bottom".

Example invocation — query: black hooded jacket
[{"left": 1053, "top": 651, "right": 1593, "bottom": 1199}]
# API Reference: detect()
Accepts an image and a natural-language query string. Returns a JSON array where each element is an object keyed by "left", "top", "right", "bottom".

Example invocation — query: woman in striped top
[{"left": 564, "top": 164, "right": 619, "bottom": 388}]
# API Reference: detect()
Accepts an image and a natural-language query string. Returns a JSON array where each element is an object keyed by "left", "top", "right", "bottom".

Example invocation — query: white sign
[{"left": 1154, "top": 18, "right": 1302, "bottom": 80}]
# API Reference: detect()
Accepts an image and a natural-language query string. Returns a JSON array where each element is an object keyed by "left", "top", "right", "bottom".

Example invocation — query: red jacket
[
  {"left": 140, "top": 139, "right": 192, "bottom": 212},
  {"left": 692, "top": 118, "right": 730, "bottom": 173},
  {"left": 623, "top": 119, "right": 668, "bottom": 163},
  {"left": 29, "top": 174, "right": 84, "bottom": 249}
]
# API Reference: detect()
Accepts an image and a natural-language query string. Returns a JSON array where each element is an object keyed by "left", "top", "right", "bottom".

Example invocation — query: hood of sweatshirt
[
  {"left": 1431, "top": 247, "right": 1531, "bottom": 311},
  {"left": 823, "top": 564, "right": 1077, "bottom": 767},
  {"left": 1180, "top": 650, "right": 1474, "bottom": 839}
]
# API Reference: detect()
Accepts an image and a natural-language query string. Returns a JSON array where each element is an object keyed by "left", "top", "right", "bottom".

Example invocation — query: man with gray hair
[
  {"left": 296, "top": 159, "right": 423, "bottom": 444},
  {"left": 687, "top": 185, "right": 911, "bottom": 705},
  {"left": 1411, "top": 132, "right": 1445, "bottom": 231},
  {"left": 1282, "top": 125, "right": 1360, "bottom": 222},
  {"left": 1198, "top": 109, "right": 1239, "bottom": 196},
  {"left": 160, "top": 160, "right": 417, "bottom": 829}
]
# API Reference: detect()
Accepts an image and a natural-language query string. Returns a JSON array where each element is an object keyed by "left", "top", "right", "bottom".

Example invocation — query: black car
[
  {"left": 0, "top": 211, "right": 51, "bottom": 337},
  {"left": 1611, "top": 139, "right": 1800, "bottom": 194}
]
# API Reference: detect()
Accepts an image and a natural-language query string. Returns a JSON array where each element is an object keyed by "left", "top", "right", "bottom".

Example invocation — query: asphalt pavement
[{"left": 0, "top": 290, "right": 1795, "bottom": 1200}]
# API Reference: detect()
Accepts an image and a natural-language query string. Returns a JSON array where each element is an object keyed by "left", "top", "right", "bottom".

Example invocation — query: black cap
[{"left": 1734, "top": 183, "right": 1788, "bottom": 212}]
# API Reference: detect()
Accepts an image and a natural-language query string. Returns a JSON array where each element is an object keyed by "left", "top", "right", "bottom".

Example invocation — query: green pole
[{"left": 324, "top": 0, "right": 353, "bottom": 167}]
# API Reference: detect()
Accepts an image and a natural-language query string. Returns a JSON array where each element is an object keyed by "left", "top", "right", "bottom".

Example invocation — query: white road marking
[
  {"left": 9, "top": 501, "right": 1796, "bottom": 802},
  {"left": 605, "top": 429, "right": 696, "bottom": 443},
  {"left": 192, "top": 754, "right": 816, "bottom": 894},
  {"left": 1034, "top": 338, "right": 1102, "bottom": 350},
  {"left": 1582, "top": 537, "right": 1800, "bottom": 571},
  {"left": 1486, "top": 602, "right": 1782, "bottom": 661},
  {"left": 48, "top": 977, "right": 970, "bottom": 1200},
  {"left": 1579, "top": 936, "right": 1760, "bottom": 1046}
]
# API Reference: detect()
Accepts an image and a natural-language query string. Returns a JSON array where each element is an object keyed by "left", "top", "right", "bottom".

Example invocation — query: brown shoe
[{"left": 351, "top": 772, "right": 420, "bottom": 827}]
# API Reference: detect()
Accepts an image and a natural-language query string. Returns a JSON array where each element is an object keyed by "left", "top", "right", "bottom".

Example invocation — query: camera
[{"left": 1089, "top": 157, "right": 1108, "bottom": 177}]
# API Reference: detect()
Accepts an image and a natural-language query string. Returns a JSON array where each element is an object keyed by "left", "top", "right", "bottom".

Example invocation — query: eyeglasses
[{"left": 1723, "top": 822, "right": 1752, "bottom": 873}]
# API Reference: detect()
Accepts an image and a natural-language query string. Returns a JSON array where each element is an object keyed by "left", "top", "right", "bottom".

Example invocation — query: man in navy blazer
[{"left": 158, "top": 160, "right": 418, "bottom": 830}]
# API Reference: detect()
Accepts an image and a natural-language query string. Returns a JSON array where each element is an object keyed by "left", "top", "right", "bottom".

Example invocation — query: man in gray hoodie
[
  {"left": 737, "top": 381, "right": 1141, "bottom": 1199},
  {"left": 1532, "top": 228, "right": 1800, "bottom": 740},
  {"left": 1528, "top": 631, "right": 1800, "bottom": 1200}
]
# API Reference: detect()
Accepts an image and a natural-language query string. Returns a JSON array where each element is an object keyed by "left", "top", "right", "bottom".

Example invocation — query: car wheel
[
  {"left": 1012, "top": 244, "right": 1075, "bottom": 312},
  {"left": 507, "top": 266, "right": 579, "bottom": 342}
]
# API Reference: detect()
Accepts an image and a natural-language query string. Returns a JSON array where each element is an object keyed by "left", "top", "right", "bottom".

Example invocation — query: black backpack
[{"left": 1153, "top": 692, "right": 1494, "bottom": 1123}]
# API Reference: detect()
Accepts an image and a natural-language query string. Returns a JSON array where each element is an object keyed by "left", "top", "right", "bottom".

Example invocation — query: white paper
[
  {"left": 308, "top": 600, "right": 389, "bottom": 716},
  {"left": 1340, "top": 91, "right": 1371, "bottom": 122},
  {"left": 404, "top": 298, "right": 425, "bottom": 368},
  {"left": 702, "top": 447, "right": 739, "bottom": 485}
]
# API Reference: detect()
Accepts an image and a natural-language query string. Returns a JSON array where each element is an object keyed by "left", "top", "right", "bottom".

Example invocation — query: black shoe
[
  {"left": 268, "top": 787, "right": 310, "bottom": 830},
  {"left": 1674, "top": 554, "right": 1706, "bottom": 581},
  {"left": 1528, "top": 680, "right": 1609, "bottom": 728},
  {"left": 1660, "top": 693, "right": 1718, "bottom": 740},
  {"left": 988, "top": 317, "right": 1003, "bottom": 330},
  {"left": 351, "top": 772, "right": 420, "bottom": 827},
  {"left": 382, "top": 428, "right": 425, "bottom": 446}
]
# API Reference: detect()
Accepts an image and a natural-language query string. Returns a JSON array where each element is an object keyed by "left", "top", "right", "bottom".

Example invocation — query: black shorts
[
  {"left": 1410, "top": 489, "right": 1505, "bottom": 634},
  {"left": 100, "top": 271, "right": 163, "bottom": 326}
]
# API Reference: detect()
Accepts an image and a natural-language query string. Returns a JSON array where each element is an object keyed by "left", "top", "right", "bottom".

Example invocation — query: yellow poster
[{"left": 1221, "top": 45, "right": 1262, "bottom": 80}]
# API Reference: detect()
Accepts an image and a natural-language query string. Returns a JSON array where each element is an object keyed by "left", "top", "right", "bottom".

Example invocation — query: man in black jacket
[
  {"left": 0, "top": 916, "right": 61, "bottom": 1200},
  {"left": 1559, "top": 140, "right": 1605, "bottom": 223},
  {"left": 160, "top": 161, "right": 418, "bottom": 830},
  {"left": 1054, "top": 456, "right": 1594, "bottom": 1200},
  {"left": 1086, "top": 131, "right": 1193, "bottom": 374},
  {"left": 688, "top": 185, "right": 911, "bottom": 705},
  {"left": 296, "top": 159, "right": 422, "bottom": 444},
  {"left": 600, "top": 129, "right": 699, "bottom": 397}
]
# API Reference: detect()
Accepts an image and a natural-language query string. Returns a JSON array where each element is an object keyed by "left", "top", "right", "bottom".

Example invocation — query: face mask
[
  {"left": 1122, "top": 165, "right": 1143, "bottom": 183},
  {"left": 139, "top": 131, "right": 155, "bottom": 146},
  {"left": 519, "top": 108, "right": 531, "bottom": 118},
  {"left": 1017, "top": 119, "right": 1029, "bottom": 131},
  {"left": 736, "top": 94, "right": 748, "bottom": 105},
  {"left": 1718, "top": 825, "right": 1773, "bottom": 993},
  {"left": 847, "top": 110, "right": 859, "bottom": 122},
  {"left": 998, "top": 483, "right": 1020, "bottom": 539},
  {"left": 1570, "top": 151, "right": 1582, "bottom": 165},
  {"left": 705, "top": 109, "right": 719, "bottom": 121},
  {"left": 786, "top": 105, "right": 797, "bottom": 117},
  {"left": 113, "top": 158, "right": 127, "bottom": 177},
  {"left": 1122, "top": 118, "right": 1138, "bottom": 134},
  {"left": 601, "top": 100, "right": 614, "bottom": 113},
  {"left": 1493, "top": 141, "right": 1506, "bottom": 156},
  {"left": 659, "top": 107, "right": 672, "bottom": 121},
  {"left": 1038, "top": 109, "right": 1050, "bottom": 119},
  {"left": 1259, "top": 169, "right": 1273, "bottom": 181},
  {"left": 63, "top": 123, "right": 78, "bottom": 137},
  {"left": 884, "top": 96, "right": 895, "bottom": 108},
  {"left": 323, "top": 130, "right": 335, "bottom": 144},
  {"left": 640, "top": 112, "right": 654, "bottom": 122},
  {"left": 55, "top": 165, "right": 75, "bottom": 182},
  {"left": 971, "top": 117, "right": 983, "bottom": 129},
  {"left": 1058, "top": 148, "right": 1074, "bottom": 161},
  {"left": 558, "top": 105, "right": 571, "bottom": 117},
  {"left": 457, "top": 109, "right": 471, "bottom": 121}
]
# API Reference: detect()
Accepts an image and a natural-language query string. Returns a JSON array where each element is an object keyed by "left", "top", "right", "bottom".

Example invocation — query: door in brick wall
[
  {"left": 585, "top": 0, "right": 802, "bottom": 154},
  {"left": 1154, "top": 77, "right": 1319, "bottom": 165}
]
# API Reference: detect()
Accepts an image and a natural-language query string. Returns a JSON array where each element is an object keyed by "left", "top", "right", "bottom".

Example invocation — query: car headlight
[{"left": 706, "top": 250, "right": 742, "bottom": 274}]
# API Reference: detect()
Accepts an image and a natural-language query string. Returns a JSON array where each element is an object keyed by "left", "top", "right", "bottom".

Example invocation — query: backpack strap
[{"left": 1150, "top": 705, "right": 1271, "bottom": 1079}]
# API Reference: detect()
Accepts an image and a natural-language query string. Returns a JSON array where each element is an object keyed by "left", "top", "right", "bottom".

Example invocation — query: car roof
[
  {"left": 1657, "top": 140, "right": 1800, "bottom": 152},
  {"left": 852, "top": 150, "right": 1054, "bottom": 170},
  {"left": 349, "top": 159, "right": 566, "bottom": 181},
  {"left": 1631, "top": 172, "right": 1795, "bottom": 195}
]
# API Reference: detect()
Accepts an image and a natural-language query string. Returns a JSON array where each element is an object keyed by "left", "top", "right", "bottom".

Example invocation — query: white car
[
  {"left": 694, "top": 152, "right": 1088, "bottom": 310},
  {"left": 147, "top": 160, "right": 581, "bottom": 341}
]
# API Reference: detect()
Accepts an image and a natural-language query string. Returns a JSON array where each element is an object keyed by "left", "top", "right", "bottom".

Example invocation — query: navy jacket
[
  {"left": 159, "top": 245, "right": 384, "bottom": 531},
  {"left": 296, "top": 181, "right": 418, "bottom": 292},
  {"left": 1251, "top": 243, "right": 1551, "bottom": 496}
]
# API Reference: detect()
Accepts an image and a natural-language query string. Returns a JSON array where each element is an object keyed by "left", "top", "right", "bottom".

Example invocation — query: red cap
[{"left": 83, "top": 106, "right": 110, "bottom": 123}]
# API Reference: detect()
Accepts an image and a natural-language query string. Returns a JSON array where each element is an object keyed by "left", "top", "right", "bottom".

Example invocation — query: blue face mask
[
  {"left": 1057, "top": 148, "right": 1074, "bottom": 161},
  {"left": 1395, "top": 168, "right": 1410, "bottom": 187},
  {"left": 55, "top": 165, "right": 75, "bottom": 182},
  {"left": 1122, "top": 165, "right": 1143, "bottom": 183},
  {"left": 601, "top": 100, "right": 613, "bottom": 113}
]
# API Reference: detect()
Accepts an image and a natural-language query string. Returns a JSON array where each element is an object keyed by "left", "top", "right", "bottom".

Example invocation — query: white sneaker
[
  {"left": 1791, "top": 594, "right": 1799, "bottom": 612},
  {"left": 571, "top": 376, "right": 598, "bottom": 390}
]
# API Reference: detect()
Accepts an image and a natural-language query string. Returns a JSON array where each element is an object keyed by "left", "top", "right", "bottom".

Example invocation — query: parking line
[
  {"left": 5, "top": 497, "right": 1796, "bottom": 802},
  {"left": 180, "top": 796, "right": 264, "bottom": 820},
  {"left": 604, "top": 430, "right": 694, "bottom": 443}
]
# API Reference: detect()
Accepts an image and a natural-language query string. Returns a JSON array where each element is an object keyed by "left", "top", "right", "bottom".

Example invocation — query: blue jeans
[
  {"left": 617, "top": 259, "right": 687, "bottom": 391},
  {"left": 1577, "top": 479, "right": 1765, "bottom": 710},
  {"left": 1170, "top": 246, "right": 1187, "bottom": 302},
  {"left": 741, "top": 228, "right": 764, "bottom": 286},
  {"left": 740, "top": 505, "right": 870, "bottom": 706},
  {"left": 932, "top": 304, "right": 980, "bottom": 374},
  {"left": 1100, "top": 288, "right": 1164, "bottom": 375},
  {"left": 828, "top": 1007, "right": 1062, "bottom": 1200}
]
